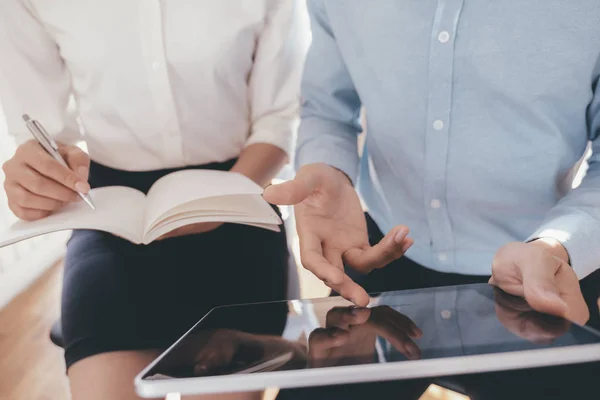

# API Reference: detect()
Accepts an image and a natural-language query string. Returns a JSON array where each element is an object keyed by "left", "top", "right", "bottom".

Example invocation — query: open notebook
[{"left": 0, "top": 169, "right": 282, "bottom": 247}]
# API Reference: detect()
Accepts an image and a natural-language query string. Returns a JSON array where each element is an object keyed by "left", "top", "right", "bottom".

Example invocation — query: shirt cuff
[
  {"left": 295, "top": 118, "right": 360, "bottom": 184},
  {"left": 527, "top": 211, "right": 600, "bottom": 279}
]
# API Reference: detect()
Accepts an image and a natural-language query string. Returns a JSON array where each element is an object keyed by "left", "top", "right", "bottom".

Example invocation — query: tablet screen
[{"left": 141, "top": 284, "right": 600, "bottom": 380}]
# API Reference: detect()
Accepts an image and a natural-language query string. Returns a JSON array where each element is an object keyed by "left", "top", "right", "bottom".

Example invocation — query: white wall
[{"left": 0, "top": 107, "right": 68, "bottom": 310}]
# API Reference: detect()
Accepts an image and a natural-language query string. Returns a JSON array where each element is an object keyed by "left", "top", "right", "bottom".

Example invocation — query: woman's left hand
[{"left": 158, "top": 222, "right": 223, "bottom": 240}]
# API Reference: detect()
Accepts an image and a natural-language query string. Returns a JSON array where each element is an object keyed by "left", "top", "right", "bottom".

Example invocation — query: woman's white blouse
[{"left": 0, "top": 0, "right": 309, "bottom": 170}]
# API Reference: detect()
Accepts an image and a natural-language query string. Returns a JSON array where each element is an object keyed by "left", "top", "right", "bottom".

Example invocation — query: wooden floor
[
  {"left": 0, "top": 262, "right": 69, "bottom": 400},
  {"left": 0, "top": 262, "right": 467, "bottom": 400}
]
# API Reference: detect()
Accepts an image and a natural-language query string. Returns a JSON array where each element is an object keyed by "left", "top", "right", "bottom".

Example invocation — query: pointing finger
[
  {"left": 299, "top": 233, "right": 345, "bottom": 286},
  {"left": 328, "top": 275, "right": 370, "bottom": 307}
]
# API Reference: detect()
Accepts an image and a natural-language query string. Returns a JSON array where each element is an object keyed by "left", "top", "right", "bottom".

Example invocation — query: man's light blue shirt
[{"left": 296, "top": 0, "right": 600, "bottom": 278}]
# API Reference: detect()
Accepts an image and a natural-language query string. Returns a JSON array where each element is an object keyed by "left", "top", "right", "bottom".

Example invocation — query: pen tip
[{"left": 22, "top": 114, "right": 31, "bottom": 122}]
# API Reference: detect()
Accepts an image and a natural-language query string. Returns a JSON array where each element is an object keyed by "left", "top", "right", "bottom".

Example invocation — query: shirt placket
[
  {"left": 433, "top": 289, "right": 463, "bottom": 357},
  {"left": 138, "top": 0, "right": 183, "bottom": 167},
  {"left": 424, "top": 0, "right": 465, "bottom": 270}
]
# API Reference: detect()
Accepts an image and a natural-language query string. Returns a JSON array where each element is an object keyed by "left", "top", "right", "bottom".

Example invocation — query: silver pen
[{"left": 22, "top": 114, "right": 96, "bottom": 210}]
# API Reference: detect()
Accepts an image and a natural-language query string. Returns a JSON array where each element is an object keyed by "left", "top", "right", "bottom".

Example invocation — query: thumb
[
  {"left": 60, "top": 145, "right": 90, "bottom": 181},
  {"left": 521, "top": 258, "right": 568, "bottom": 319},
  {"left": 263, "top": 168, "right": 321, "bottom": 205}
]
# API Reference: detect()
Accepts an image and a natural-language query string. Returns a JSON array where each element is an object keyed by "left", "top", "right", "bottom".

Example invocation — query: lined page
[{"left": 0, "top": 186, "right": 146, "bottom": 247}]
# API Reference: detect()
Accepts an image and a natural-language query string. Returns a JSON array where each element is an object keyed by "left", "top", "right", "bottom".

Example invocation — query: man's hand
[
  {"left": 308, "top": 306, "right": 422, "bottom": 368},
  {"left": 489, "top": 240, "right": 589, "bottom": 325},
  {"left": 157, "top": 222, "right": 223, "bottom": 240},
  {"left": 264, "top": 163, "right": 413, "bottom": 306},
  {"left": 2, "top": 140, "right": 90, "bottom": 220}
]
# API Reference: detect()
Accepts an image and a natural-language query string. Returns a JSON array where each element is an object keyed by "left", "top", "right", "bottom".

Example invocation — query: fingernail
[
  {"left": 75, "top": 182, "right": 89, "bottom": 193},
  {"left": 394, "top": 228, "right": 408, "bottom": 243},
  {"left": 77, "top": 166, "right": 88, "bottom": 178}
]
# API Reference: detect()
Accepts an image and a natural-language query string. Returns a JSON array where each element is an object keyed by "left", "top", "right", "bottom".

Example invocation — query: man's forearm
[{"left": 230, "top": 143, "right": 288, "bottom": 187}]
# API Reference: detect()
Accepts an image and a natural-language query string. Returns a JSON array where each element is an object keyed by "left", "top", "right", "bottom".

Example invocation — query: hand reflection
[
  {"left": 494, "top": 288, "right": 572, "bottom": 344},
  {"left": 189, "top": 329, "right": 250, "bottom": 375},
  {"left": 308, "top": 306, "right": 423, "bottom": 368},
  {"left": 160, "top": 329, "right": 305, "bottom": 377}
]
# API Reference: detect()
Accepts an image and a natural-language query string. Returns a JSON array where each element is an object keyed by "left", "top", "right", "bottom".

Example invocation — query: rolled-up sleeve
[
  {"left": 295, "top": 0, "right": 363, "bottom": 183},
  {"left": 527, "top": 59, "right": 600, "bottom": 279},
  {"left": 0, "top": 0, "right": 79, "bottom": 146},
  {"left": 245, "top": 0, "right": 310, "bottom": 158}
]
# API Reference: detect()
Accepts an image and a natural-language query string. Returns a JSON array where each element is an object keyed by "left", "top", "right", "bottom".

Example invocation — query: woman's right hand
[{"left": 2, "top": 140, "right": 91, "bottom": 220}]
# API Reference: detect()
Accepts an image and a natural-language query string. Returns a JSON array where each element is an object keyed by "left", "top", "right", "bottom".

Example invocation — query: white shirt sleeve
[
  {"left": 244, "top": 0, "right": 310, "bottom": 158},
  {"left": 0, "top": 0, "right": 80, "bottom": 146}
]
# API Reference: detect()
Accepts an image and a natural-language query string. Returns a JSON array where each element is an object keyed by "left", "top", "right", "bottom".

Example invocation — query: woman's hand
[{"left": 2, "top": 140, "right": 90, "bottom": 220}]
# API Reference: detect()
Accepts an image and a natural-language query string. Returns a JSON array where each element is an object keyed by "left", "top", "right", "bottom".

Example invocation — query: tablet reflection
[
  {"left": 159, "top": 328, "right": 307, "bottom": 377},
  {"left": 150, "top": 301, "right": 307, "bottom": 378},
  {"left": 308, "top": 306, "right": 423, "bottom": 368},
  {"left": 493, "top": 288, "right": 572, "bottom": 344},
  {"left": 143, "top": 284, "right": 600, "bottom": 382}
]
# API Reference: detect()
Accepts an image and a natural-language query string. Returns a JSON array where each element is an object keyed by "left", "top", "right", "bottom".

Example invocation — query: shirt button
[
  {"left": 433, "top": 120, "right": 444, "bottom": 130},
  {"left": 152, "top": 61, "right": 161, "bottom": 70},
  {"left": 438, "top": 31, "right": 451, "bottom": 43},
  {"left": 438, "top": 253, "right": 448, "bottom": 262},
  {"left": 440, "top": 310, "right": 452, "bottom": 320},
  {"left": 430, "top": 199, "right": 441, "bottom": 209}
]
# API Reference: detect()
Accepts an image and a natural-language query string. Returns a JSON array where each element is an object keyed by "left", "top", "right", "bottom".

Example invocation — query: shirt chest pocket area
[{"left": 455, "top": 11, "right": 599, "bottom": 118}]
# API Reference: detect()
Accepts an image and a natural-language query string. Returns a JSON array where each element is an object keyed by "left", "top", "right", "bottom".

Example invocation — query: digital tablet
[{"left": 134, "top": 283, "right": 600, "bottom": 398}]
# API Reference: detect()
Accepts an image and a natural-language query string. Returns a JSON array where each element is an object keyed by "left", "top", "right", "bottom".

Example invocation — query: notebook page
[
  {"left": 144, "top": 170, "right": 264, "bottom": 233},
  {"left": 0, "top": 186, "right": 146, "bottom": 247},
  {"left": 143, "top": 215, "right": 280, "bottom": 244},
  {"left": 145, "top": 194, "right": 281, "bottom": 233}
]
